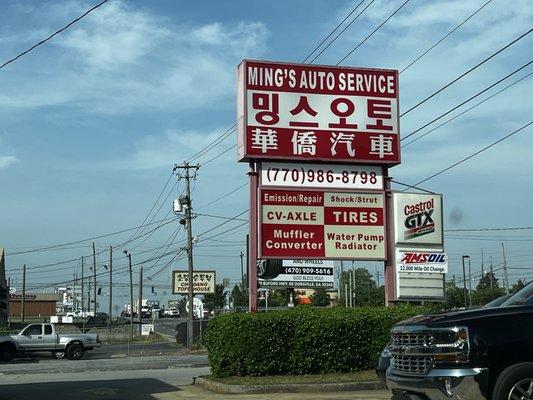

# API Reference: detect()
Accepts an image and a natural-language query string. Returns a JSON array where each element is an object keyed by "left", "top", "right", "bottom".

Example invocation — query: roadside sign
[
  {"left": 260, "top": 161, "right": 383, "bottom": 190},
  {"left": 172, "top": 270, "right": 216, "bottom": 294},
  {"left": 396, "top": 249, "right": 448, "bottom": 274},
  {"left": 141, "top": 324, "right": 154, "bottom": 336},
  {"left": 260, "top": 189, "right": 386, "bottom": 260},
  {"left": 237, "top": 60, "right": 400, "bottom": 164},
  {"left": 393, "top": 193, "right": 443, "bottom": 245},
  {"left": 259, "top": 259, "right": 334, "bottom": 289}
]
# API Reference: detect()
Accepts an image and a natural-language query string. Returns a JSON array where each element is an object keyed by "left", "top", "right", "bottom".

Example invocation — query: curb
[{"left": 194, "top": 376, "right": 386, "bottom": 394}]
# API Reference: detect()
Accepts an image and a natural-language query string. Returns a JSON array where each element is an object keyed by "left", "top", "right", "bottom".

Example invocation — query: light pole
[
  {"left": 123, "top": 250, "right": 134, "bottom": 340},
  {"left": 462, "top": 256, "right": 470, "bottom": 308}
]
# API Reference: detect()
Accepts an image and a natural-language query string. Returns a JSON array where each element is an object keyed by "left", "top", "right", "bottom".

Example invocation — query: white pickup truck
[{"left": 0, "top": 323, "right": 100, "bottom": 361}]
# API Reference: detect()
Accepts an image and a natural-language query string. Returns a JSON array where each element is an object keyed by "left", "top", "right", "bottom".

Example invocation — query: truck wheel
[
  {"left": 493, "top": 362, "right": 533, "bottom": 400},
  {"left": 53, "top": 351, "right": 65, "bottom": 359},
  {"left": 65, "top": 343, "right": 84, "bottom": 360},
  {"left": 0, "top": 343, "right": 16, "bottom": 362}
]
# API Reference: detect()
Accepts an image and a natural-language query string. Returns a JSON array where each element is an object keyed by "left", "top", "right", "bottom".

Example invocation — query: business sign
[
  {"left": 237, "top": 60, "right": 400, "bottom": 164},
  {"left": 260, "top": 162, "right": 383, "bottom": 190},
  {"left": 260, "top": 189, "right": 386, "bottom": 260},
  {"left": 141, "top": 324, "right": 155, "bottom": 336},
  {"left": 172, "top": 270, "right": 216, "bottom": 294},
  {"left": 396, "top": 249, "right": 448, "bottom": 274},
  {"left": 259, "top": 259, "right": 335, "bottom": 289},
  {"left": 393, "top": 193, "right": 443, "bottom": 245}
]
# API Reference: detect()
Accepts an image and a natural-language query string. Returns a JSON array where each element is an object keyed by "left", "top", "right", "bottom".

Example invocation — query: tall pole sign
[{"left": 237, "top": 60, "right": 401, "bottom": 310}]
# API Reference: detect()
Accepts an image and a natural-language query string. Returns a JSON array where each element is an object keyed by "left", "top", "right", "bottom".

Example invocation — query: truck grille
[
  {"left": 392, "top": 332, "right": 433, "bottom": 347},
  {"left": 392, "top": 355, "right": 434, "bottom": 375}
]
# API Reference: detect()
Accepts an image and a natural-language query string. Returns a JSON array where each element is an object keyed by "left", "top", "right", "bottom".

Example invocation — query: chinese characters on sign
[
  {"left": 237, "top": 60, "right": 400, "bottom": 164},
  {"left": 172, "top": 270, "right": 216, "bottom": 294},
  {"left": 260, "top": 189, "right": 386, "bottom": 260}
]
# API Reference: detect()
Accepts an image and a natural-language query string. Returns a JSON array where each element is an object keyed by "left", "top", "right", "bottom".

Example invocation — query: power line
[
  {"left": 127, "top": 171, "right": 175, "bottom": 242},
  {"left": 0, "top": 0, "right": 109, "bottom": 70},
  {"left": 301, "top": 0, "right": 365, "bottom": 63},
  {"left": 197, "top": 212, "right": 248, "bottom": 222},
  {"left": 196, "top": 183, "right": 247, "bottom": 210},
  {"left": 200, "top": 143, "right": 236, "bottom": 166},
  {"left": 446, "top": 227, "right": 533, "bottom": 232},
  {"left": 401, "top": 28, "right": 533, "bottom": 117},
  {"left": 400, "top": 0, "right": 493, "bottom": 74},
  {"left": 401, "top": 59, "right": 533, "bottom": 141},
  {"left": 402, "top": 71, "right": 533, "bottom": 147},
  {"left": 336, "top": 0, "right": 412, "bottom": 66},
  {"left": 407, "top": 122, "right": 532, "bottom": 188},
  {"left": 188, "top": 125, "right": 236, "bottom": 163},
  {"left": 7, "top": 216, "right": 176, "bottom": 256},
  {"left": 308, "top": 0, "right": 375, "bottom": 64}
]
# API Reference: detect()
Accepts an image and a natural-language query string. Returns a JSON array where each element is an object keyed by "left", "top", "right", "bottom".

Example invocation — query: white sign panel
[
  {"left": 260, "top": 162, "right": 383, "bottom": 190},
  {"left": 141, "top": 324, "right": 154, "bottom": 336},
  {"left": 393, "top": 193, "right": 443, "bottom": 245},
  {"left": 259, "top": 259, "right": 335, "bottom": 289},
  {"left": 396, "top": 249, "right": 448, "bottom": 274},
  {"left": 172, "top": 270, "right": 216, "bottom": 294}
]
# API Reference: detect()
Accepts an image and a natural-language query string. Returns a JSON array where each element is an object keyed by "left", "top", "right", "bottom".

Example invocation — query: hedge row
[{"left": 205, "top": 306, "right": 427, "bottom": 377}]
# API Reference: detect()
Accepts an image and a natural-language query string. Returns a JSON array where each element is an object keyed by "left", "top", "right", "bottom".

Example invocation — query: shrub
[{"left": 205, "top": 306, "right": 426, "bottom": 377}]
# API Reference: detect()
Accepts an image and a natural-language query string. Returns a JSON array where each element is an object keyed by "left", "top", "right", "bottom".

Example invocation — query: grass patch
[{"left": 205, "top": 370, "right": 378, "bottom": 386}]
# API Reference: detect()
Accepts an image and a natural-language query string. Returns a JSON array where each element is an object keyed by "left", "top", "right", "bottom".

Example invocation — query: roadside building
[{"left": 9, "top": 293, "right": 62, "bottom": 318}]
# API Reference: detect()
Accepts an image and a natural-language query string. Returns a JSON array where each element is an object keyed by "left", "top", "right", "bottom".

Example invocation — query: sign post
[{"left": 237, "top": 59, "right": 402, "bottom": 309}]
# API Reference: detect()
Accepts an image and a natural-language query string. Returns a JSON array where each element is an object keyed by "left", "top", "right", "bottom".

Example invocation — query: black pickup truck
[{"left": 386, "top": 282, "right": 533, "bottom": 400}]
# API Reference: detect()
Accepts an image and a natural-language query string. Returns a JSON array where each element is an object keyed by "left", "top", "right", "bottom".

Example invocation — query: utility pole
[
  {"left": 462, "top": 256, "right": 469, "bottom": 308},
  {"left": 481, "top": 249, "right": 485, "bottom": 276},
  {"left": 344, "top": 283, "right": 348, "bottom": 307},
  {"left": 502, "top": 242, "right": 509, "bottom": 295},
  {"left": 21, "top": 265, "right": 26, "bottom": 323},
  {"left": 174, "top": 162, "right": 199, "bottom": 350},
  {"left": 239, "top": 251, "right": 244, "bottom": 295},
  {"left": 376, "top": 266, "right": 380, "bottom": 287},
  {"left": 108, "top": 246, "right": 112, "bottom": 327},
  {"left": 349, "top": 270, "right": 353, "bottom": 307},
  {"left": 124, "top": 251, "right": 134, "bottom": 340},
  {"left": 81, "top": 257, "right": 84, "bottom": 313},
  {"left": 138, "top": 266, "right": 143, "bottom": 335},
  {"left": 92, "top": 243, "right": 97, "bottom": 314},
  {"left": 468, "top": 257, "right": 472, "bottom": 307},
  {"left": 490, "top": 256, "right": 494, "bottom": 290}
]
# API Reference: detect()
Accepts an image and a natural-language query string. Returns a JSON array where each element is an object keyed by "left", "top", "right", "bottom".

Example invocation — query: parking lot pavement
[{"left": 0, "top": 367, "right": 391, "bottom": 400}]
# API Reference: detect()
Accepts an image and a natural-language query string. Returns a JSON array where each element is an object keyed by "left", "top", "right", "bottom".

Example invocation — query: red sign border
[
  {"left": 257, "top": 186, "right": 388, "bottom": 261},
  {"left": 237, "top": 59, "right": 401, "bottom": 165}
]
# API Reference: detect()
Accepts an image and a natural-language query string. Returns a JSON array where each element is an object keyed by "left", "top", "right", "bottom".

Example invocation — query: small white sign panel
[
  {"left": 393, "top": 193, "right": 443, "bottom": 245},
  {"left": 396, "top": 249, "right": 448, "bottom": 274},
  {"left": 260, "top": 162, "right": 384, "bottom": 190},
  {"left": 141, "top": 324, "right": 155, "bottom": 336},
  {"left": 259, "top": 259, "right": 335, "bottom": 289}
]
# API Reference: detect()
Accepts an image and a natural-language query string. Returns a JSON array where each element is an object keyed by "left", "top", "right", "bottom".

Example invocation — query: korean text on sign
[{"left": 237, "top": 60, "right": 400, "bottom": 164}]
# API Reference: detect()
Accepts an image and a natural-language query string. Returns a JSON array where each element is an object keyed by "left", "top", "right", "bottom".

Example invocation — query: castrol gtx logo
[
  {"left": 401, "top": 252, "right": 447, "bottom": 264},
  {"left": 403, "top": 198, "right": 435, "bottom": 240}
]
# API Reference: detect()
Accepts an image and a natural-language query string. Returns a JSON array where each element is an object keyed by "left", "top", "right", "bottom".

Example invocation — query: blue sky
[{"left": 1, "top": 0, "right": 532, "bottom": 308}]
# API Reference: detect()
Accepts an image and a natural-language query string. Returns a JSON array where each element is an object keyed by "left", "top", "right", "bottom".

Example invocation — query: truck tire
[
  {"left": 0, "top": 343, "right": 16, "bottom": 362},
  {"left": 65, "top": 342, "right": 84, "bottom": 360},
  {"left": 492, "top": 362, "right": 533, "bottom": 400}
]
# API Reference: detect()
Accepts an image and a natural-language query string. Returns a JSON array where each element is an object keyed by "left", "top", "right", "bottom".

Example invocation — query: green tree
[
  {"left": 471, "top": 273, "right": 505, "bottom": 306},
  {"left": 177, "top": 296, "right": 188, "bottom": 317},
  {"left": 445, "top": 281, "right": 467, "bottom": 309},
  {"left": 511, "top": 279, "right": 527, "bottom": 294},
  {"left": 203, "top": 284, "right": 227, "bottom": 312},
  {"left": 310, "top": 288, "right": 330, "bottom": 307},
  {"left": 230, "top": 285, "right": 245, "bottom": 308},
  {"left": 339, "top": 268, "right": 382, "bottom": 306}
]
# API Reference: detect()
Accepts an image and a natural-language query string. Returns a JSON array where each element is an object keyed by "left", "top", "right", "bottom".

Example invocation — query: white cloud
[
  {"left": 0, "top": 155, "right": 19, "bottom": 169},
  {"left": 0, "top": 1, "right": 269, "bottom": 115}
]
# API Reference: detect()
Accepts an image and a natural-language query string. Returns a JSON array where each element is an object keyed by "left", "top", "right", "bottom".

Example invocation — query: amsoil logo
[
  {"left": 401, "top": 252, "right": 447, "bottom": 264},
  {"left": 403, "top": 199, "right": 435, "bottom": 240}
]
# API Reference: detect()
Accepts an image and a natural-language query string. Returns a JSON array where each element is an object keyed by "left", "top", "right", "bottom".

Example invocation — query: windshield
[{"left": 501, "top": 282, "right": 533, "bottom": 306}]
